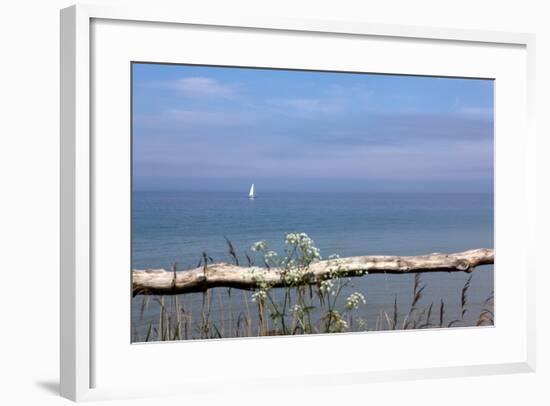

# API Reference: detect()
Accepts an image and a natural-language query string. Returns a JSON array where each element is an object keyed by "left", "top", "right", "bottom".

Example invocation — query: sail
[{"left": 249, "top": 184, "right": 255, "bottom": 198}]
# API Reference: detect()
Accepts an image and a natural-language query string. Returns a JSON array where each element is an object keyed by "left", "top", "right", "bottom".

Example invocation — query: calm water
[{"left": 131, "top": 191, "right": 494, "bottom": 339}]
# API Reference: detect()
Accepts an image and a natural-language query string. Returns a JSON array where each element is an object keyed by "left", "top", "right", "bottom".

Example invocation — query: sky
[{"left": 132, "top": 63, "right": 494, "bottom": 193}]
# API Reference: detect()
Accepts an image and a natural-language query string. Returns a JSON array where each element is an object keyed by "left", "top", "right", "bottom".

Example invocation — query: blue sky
[{"left": 132, "top": 63, "right": 493, "bottom": 193}]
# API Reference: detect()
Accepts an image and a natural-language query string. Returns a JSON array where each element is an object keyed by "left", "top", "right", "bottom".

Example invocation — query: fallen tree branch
[{"left": 132, "top": 248, "right": 494, "bottom": 296}]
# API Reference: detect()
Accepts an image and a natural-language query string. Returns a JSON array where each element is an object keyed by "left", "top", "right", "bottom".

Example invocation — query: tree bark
[{"left": 132, "top": 248, "right": 494, "bottom": 296}]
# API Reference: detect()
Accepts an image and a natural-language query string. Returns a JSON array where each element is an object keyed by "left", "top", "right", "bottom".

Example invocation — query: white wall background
[{"left": 0, "top": 1, "right": 547, "bottom": 405}]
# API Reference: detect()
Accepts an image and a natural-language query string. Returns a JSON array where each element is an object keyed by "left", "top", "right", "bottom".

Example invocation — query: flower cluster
[
  {"left": 284, "top": 258, "right": 296, "bottom": 268},
  {"left": 284, "top": 232, "right": 321, "bottom": 263},
  {"left": 284, "top": 232, "right": 302, "bottom": 245},
  {"left": 329, "top": 310, "right": 348, "bottom": 332},
  {"left": 334, "top": 318, "right": 348, "bottom": 332},
  {"left": 282, "top": 267, "right": 304, "bottom": 285},
  {"left": 291, "top": 304, "right": 303, "bottom": 316},
  {"left": 345, "top": 292, "right": 366, "bottom": 310},
  {"left": 248, "top": 269, "right": 271, "bottom": 303},
  {"left": 319, "top": 279, "right": 334, "bottom": 294},
  {"left": 250, "top": 240, "right": 268, "bottom": 252},
  {"left": 357, "top": 318, "right": 368, "bottom": 330},
  {"left": 251, "top": 290, "right": 267, "bottom": 303},
  {"left": 263, "top": 250, "right": 278, "bottom": 266}
]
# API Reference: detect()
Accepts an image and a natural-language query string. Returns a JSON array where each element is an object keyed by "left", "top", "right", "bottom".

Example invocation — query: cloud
[
  {"left": 134, "top": 127, "right": 492, "bottom": 185},
  {"left": 135, "top": 108, "right": 257, "bottom": 130},
  {"left": 166, "top": 108, "right": 255, "bottom": 126},
  {"left": 175, "top": 77, "right": 236, "bottom": 98},
  {"left": 267, "top": 98, "right": 345, "bottom": 116},
  {"left": 337, "top": 112, "right": 490, "bottom": 146},
  {"left": 457, "top": 107, "right": 493, "bottom": 120},
  {"left": 147, "top": 76, "right": 238, "bottom": 99},
  {"left": 370, "top": 112, "right": 493, "bottom": 143},
  {"left": 234, "top": 140, "right": 493, "bottom": 183}
]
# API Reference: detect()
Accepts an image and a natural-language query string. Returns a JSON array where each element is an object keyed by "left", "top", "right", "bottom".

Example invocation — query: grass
[{"left": 131, "top": 234, "right": 494, "bottom": 343}]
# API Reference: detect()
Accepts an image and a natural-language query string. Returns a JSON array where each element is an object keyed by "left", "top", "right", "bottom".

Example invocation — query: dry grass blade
[
  {"left": 167, "top": 312, "right": 172, "bottom": 340},
  {"left": 224, "top": 236, "right": 239, "bottom": 266},
  {"left": 476, "top": 309, "right": 494, "bottom": 326},
  {"left": 383, "top": 311, "right": 392, "bottom": 330},
  {"left": 202, "top": 252, "right": 208, "bottom": 272},
  {"left": 417, "top": 301, "right": 434, "bottom": 329},
  {"left": 413, "top": 307, "right": 427, "bottom": 329},
  {"left": 412, "top": 284, "right": 425, "bottom": 309},
  {"left": 439, "top": 299, "right": 445, "bottom": 328},
  {"left": 199, "top": 291, "right": 207, "bottom": 338},
  {"left": 175, "top": 295, "right": 182, "bottom": 339},
  {"left": 215, "top": 289, "right": 225, "bottom": 336},
  {"left": 404, "top": 273, "right": 425, "bottom": 329},
  {"left": 145, "top": 321, "right": 153, "bottom": 342},
  {"left": 426, "top": 301, "right": 433, "bottom": 325},
  {"left": 139, "top": 294, "right": 150, "bottom": 320},
  {"left": 392, "top": 295, "right": 398, "bottom": 330},
  {"left": 475, "top": 291, "right": 495, "bottom": 326},
  {"left": 447, "top": 319, "right": 461, "bottom": 327},
  {"left": 461, "top": 274, "right": 473, "bottom": 318},
  {"left": 483, "top": 291, "right": 494, "bottom": 306},
  {"left": 154, "top": 296, "right": 165, "bottom": 340},
  {"left": 402, "top": 313, "right": 410, "bottom": 330},
  {"left": 412, "top": 273, "right": 423, "bottom": 305},
  {"left": 171, "top": 263, "right": 178, "bottom": 290},
  {"left": 412, "top": 274, "right": 422, "bottom": 309}
]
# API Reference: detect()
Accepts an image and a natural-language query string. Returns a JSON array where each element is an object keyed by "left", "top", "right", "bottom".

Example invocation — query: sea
[{"left": 131, "top": 191, "right": 494, "bottom": 340}]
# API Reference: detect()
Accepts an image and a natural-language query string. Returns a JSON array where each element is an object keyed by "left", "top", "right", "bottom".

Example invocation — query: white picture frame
[{"left": 60, "top": 3, "right": 536, "bottom": 402}]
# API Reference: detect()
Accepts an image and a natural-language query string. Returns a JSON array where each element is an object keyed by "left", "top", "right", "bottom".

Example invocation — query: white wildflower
[
  {"left": 251, "top": 290, "right": 267, "bottom": 303},
  {"left": 263, "top": 250, "right": 278, "bottom": 266},
  {"left": 291, "top": 304, "right": 303, "bottom": 315},
  {"left": 284, "top": 232, "right": 299, "bottom": 245},
  {"left": 345, "top": 292, "right": 366, "bottom": 310},
  {"left": 249, "top": 268, "right": 271, "bottom": 303},
  {"left": 319, "top": 279, "right": 334, "bottom": 294},
  {"left": 250, "top": 240, "right": 267, "bottom": 252},
  {"left": 283, "top": 267, "right": 303, "bottom": 285},
  {"left": 336, "top": 318, "right": 348, "bottom": 331},
  {"left": 284, "top": 258, "right": 296, "bottom": 267},
  {"left": 329, "top": 310, "right": 348, "bottom": 332}
]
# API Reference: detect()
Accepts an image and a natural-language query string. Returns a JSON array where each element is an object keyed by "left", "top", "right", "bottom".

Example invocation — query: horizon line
[{"left": 133, "top": 189, "right": 494, "bottom": 194}]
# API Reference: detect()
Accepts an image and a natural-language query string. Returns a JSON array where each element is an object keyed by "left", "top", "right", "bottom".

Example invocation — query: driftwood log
[{"left": 132, "top": 248, "right": 494, "bottom": 296}]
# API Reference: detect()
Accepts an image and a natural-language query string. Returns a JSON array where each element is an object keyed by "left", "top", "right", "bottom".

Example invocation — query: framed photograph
[{"left": 60, "top": 4, "right": 536, "bottom": 401}]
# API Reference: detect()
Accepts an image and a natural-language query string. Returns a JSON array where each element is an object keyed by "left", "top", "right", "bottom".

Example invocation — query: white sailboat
[{"left": 248, "top": 183, "right": 256, "bottom": 199}]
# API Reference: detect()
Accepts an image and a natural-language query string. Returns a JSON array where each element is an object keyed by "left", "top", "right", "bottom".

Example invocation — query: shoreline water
[
  {"left": 132, "top": 191, "right": 493, "bottom": 268},
  {"left": 131, "top": 191, "right": 494, "bottom": 341}
]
